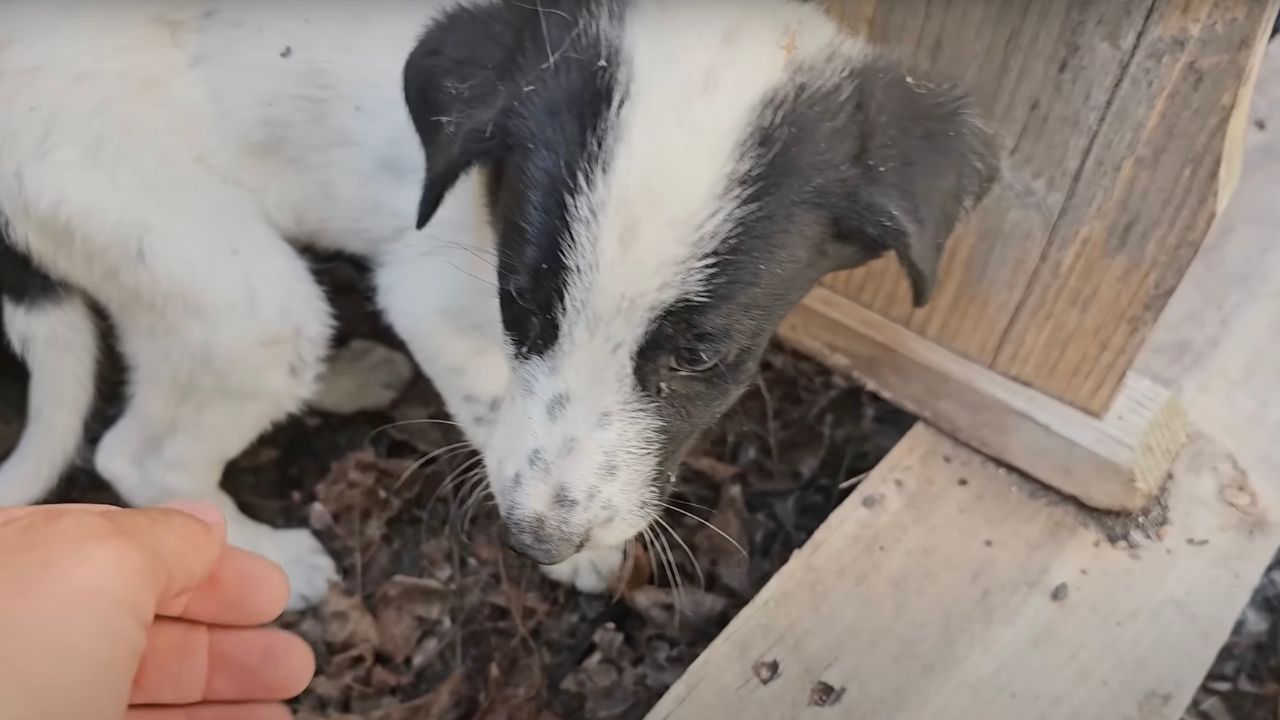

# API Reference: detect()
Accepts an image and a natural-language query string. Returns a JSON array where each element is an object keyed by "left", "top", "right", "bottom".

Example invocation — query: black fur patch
[
  {"left": 0, "top": 211, "right": 64, "bottom": 305},
  {"left": 636, "top": 60, "right": 998, "bottom": 473},
  {"left": 405, "top": 0, "right": 623, "bottom": 360}
]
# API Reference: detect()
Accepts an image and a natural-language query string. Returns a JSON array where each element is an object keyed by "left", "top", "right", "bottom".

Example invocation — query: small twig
[
  {"left": 490, "top": 547, "right": 547, "bottom": 709},
  {"left": 839, "top": 470, "right": 872, "bottom": 491},
  {"left": 660, "top": 502, "right": 748, "bottom": 559},
  {"left": 756, "top": 377, "right": 780, "bottom": 477},
  {"left": 354, "top": 511, "right": 364, "bottom": 596},
  {"left": 508, "top": 0, "right": 572, "bottom": 22},
  {"left": 451, "top": 543, "right": 465, "bottom": 667},
  {"left": 536, "top": 0, "right": 555, "bottom": 69}
]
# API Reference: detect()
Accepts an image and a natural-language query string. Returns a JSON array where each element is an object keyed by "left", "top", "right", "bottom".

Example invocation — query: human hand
[{"left": 0, "top": 502, "right": 316, "bottom": 720}]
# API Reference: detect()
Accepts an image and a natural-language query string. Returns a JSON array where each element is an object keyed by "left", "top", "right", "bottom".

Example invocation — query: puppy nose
[{"left": 500, "top": 520, "right": 584, "bottom": 566}]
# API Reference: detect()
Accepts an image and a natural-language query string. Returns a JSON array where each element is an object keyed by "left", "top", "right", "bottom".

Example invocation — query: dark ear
[
  {"left": 833, "top": 63, "right": 999, "bottom": 306},
  {"left": 404, "top": 5, "right": 526, "bottom": 230}
]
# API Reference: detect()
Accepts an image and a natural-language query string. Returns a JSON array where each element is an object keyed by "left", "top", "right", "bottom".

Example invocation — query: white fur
[
  {"left": 0, "top": 0, "right": 874, "bottom": 601},
  {"left": 0, "top": 0, "right": 460, "bottom": 606},
  {"left": 0, "top": 295, "right": 97, "bottom": 506},
  {"left": 375, "top": 171, "right": 511, "bottom": 451},
  {"left": 539, "top": 544, "right": 626, "bottom": 594}
]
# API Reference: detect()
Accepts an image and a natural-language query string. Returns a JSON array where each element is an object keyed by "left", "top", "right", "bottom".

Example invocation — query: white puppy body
[{"left": 0, "top": 0, "right": 505, "bottom": 606}]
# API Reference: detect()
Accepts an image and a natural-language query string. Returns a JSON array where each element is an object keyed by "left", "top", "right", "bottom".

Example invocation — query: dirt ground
[
  {"left": 1185, "top": 563, "right": 1280, "bottom": 720},
  {"left": 0, "top": 258, "right": 1276, "bottom": 719}
]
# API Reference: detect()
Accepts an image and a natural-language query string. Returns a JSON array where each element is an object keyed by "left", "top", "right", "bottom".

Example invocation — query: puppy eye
[{"left": 670, "top": 346, "right": 720, "bottom": 374}]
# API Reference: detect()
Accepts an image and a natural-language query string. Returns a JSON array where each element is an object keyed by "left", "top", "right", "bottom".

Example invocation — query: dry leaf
[
  {"left": 314, "top": 451, "right": 420, "bottom": 553},
  {"left": 560, "top": 625, "right": 642, "bottom": 720},
  {"left": 420, "top": 536, "right": 456, "bottom": 583},
  {"left": 611, "top": 543, "right": 653, "bottom": 595},
  {"left": 683, "top": 455, "right": 741, "bottom": 483},
  {"left": 625, "top": 585, "right": 731, "bottom": 629},
  {"left": 309, "top": 644, "right": 375, "bottom": 705},
  {"left": 320, "top": 587, "right": 379, "bottom": 649},
  {"left": 693, "top": 482, "right": 752, "bottom": 595},
  {"left": 368, "top": 671, "right": 465, "bottom": 720},
  {"left": 370, "top": 664, "right": 407, "bottom": 692},
  {"left": 373, "top": 575, "right": 451, "bottom": 662},
  {"left": 475, "top": 657, "right": 548, "bottom": 720}
]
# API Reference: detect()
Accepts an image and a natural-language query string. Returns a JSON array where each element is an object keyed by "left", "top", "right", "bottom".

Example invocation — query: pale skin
[{"left": 0, "top": 502, "right": 316, "bottom": 720}]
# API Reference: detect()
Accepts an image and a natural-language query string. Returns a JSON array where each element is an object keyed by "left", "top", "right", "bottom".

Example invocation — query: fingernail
[{"left": 162, "top": 500, "right": 224, "bottom": 526}]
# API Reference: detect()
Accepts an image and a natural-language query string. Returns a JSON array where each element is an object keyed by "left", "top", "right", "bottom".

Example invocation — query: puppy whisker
[
  {"left": 644, "top": 523, "right": 684, "bottom": 617},
  {"left": 659, "top": 502, "right": 748, "bottom": 559},
  {"left": 611, "top": 537, "right": 637, "bottom": 601},
  {"left": 394, "top": 441, "right": 475, "bottom": 491},
  {"left": 655, "top": 516, "right": 704, "bottom": 591},
  {"left": 368, "top": 417, "right": 467, "bottom": 437},
  {"left": 460, "top": 473, "right": 492, "bottom": 528},
  {"left": 664, "top": 496, "right": 715, "bottom": 514},
  {"left": 434, "top": 454, "right": 488, "bottom": 518}
]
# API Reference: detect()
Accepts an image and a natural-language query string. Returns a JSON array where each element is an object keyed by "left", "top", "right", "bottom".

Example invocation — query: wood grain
[
  {"left": 779, "top": 286, "right": 1186, "bottom": 511},
  {"left": 820, "top": 0, "right": 1157, "bottom": 363},
  {"left": 992, "top": 0, "right": 1279, "bottom": 413}
]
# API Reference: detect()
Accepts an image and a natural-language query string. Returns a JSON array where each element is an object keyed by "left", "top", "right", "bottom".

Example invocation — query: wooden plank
[
  {"left": 778, "top": 286, "right": 1186, "bottom": 512},
  {"left": 648, "top": 425, "right": 1279, "bottom": 720},
  {"left": 820, "top": 0, "right": 1157, "bottom": 363},
  {"left": 649, "top": 45, "right": 1280, "bottom": 720},
  {"left": 992, "top": 0, "right": 1279, "bottom": 414},
  {"left": 1215, "top": 1, "right": 1274, "bottom": 217}
]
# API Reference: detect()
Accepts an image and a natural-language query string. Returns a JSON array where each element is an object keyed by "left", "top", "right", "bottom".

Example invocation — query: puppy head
[{"left": 406, "top": 0, "right": 997, "bottom": 564}]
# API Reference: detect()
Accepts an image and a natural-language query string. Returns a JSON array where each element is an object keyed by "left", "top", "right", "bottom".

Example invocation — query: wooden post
[{"left": 783, "top": 0, "right": 1279, "bottom": 511}]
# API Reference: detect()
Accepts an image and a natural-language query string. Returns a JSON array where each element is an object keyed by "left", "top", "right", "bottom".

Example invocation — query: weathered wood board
[
  {"left": 649, "top": 425, "right": 1277, "bottom": 720},
  {"left": 822, "top": 0, "right": 1156, "bottom": 366},
  {"left": 820, "top": 0, "right": 1278, "bottom": 415},
  {"left": 992, "top": 0, "right": 1280, "bottom": 413},
  {"left": 782, "top": 2, "right": 1278, "bottom": 511}
]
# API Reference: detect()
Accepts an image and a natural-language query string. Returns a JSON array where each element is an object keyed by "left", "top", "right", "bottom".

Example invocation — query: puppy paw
[
  {"left": 541, "top": 545, "right": 625, "bottom": 594},
  {"left": 274, "top": 528, "right": 341, "bottom": 610},
  {"left": 229, "top": 523, "right": 338, "bottom": 611}
]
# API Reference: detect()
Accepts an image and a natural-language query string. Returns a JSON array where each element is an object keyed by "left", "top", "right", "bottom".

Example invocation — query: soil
[
  {"left": 1, "top": 257, "right": 1277, "bottom": 719},
  {"left": 1185, "top": 559, "right": 1280, "bottom": 720}
]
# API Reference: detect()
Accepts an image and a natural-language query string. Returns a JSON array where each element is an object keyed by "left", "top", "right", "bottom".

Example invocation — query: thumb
[
  {"left": 0, "top": 502, "right": 229, "bottom": 720},
  {"left": 101, "top": 501, "right": 229, "bottom": 610}
]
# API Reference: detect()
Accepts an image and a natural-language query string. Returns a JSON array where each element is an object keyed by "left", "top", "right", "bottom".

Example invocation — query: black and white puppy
[{"left": 0, "top": 0, "right": 997, "bottom": 608}]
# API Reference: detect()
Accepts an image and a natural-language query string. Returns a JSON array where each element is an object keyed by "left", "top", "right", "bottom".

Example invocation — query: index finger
[{"left": 158, "top": 546, "right": 292, "bottom": 626}]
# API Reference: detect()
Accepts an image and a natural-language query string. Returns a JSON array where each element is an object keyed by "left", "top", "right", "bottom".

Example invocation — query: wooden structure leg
[
  {"left": 779, "top": 291, "right": 1187, "bottom": 512},
  {"left": 784, "top": 0, "right": 1280, "bottom": 513}
]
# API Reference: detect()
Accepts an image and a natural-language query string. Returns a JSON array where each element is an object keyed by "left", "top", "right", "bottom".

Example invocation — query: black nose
[{"left": 500, "top": 521, "right": 584, "bottom": 566}]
